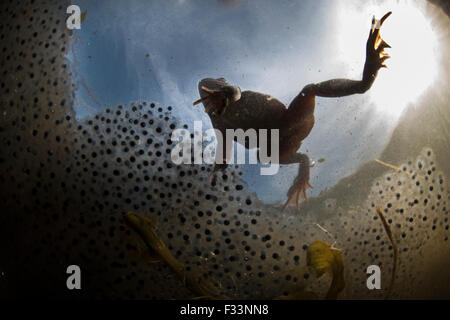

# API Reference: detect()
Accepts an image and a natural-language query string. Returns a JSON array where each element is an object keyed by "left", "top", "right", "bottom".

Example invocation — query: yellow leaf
[
  {"left": 307, "top": 240, "right": 345, "bottom": 299},
  {"left": 80, "top": 11, "right": 87, "bottom": 24},
  {"left": 123, "top": 212, "right": 227, "bottom": 299}
]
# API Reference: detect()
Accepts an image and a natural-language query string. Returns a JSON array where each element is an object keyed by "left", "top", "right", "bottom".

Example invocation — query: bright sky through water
[{"left": 70, "top": 0, "right": 439, "bottom": 204}]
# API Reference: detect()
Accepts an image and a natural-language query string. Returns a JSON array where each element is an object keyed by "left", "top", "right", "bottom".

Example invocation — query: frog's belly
[
  {"left": 215, "top": 90, "right": 286, "bottom": 130},
  {"left": 207, "top": 91, "right": 285, "bottom": 133},
  {"left": 199, "top": 77, "right": 287, "bottom": 133},
  {"left": 210, "top": 91, "right": 286, "bottom": 150}
]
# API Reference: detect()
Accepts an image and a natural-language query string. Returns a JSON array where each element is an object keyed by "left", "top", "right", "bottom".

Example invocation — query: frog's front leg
[{"left": 279, "top": 153, "right": 313, "bottom": 212}]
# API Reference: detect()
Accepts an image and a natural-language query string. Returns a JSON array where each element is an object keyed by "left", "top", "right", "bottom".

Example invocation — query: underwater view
[{"left": 0, "top": 0, "right": 449, "bottom": 304}]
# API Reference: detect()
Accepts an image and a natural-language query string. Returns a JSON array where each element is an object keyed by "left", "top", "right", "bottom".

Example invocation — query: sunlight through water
[{"left": 335, "top": 0, "right": 439, "bottom": 118}]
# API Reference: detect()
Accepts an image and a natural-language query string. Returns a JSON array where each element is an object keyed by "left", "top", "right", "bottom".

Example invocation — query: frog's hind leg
[{"left": 280, "top": 153, "right": 313, "bottom": 212}]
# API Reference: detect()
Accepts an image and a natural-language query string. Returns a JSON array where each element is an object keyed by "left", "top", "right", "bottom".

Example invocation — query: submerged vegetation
[
  {"left": 376, "top": 207, "right": 398, "bottom": 299},
  {"left": 124, "top": 212, "right": 228, "bottom": 299},
  {"left": 125, "top": 211, "right": 348, "bottom": 300},
  {"left": 124, "top": 206, "right": 401, "bottom": 300}
]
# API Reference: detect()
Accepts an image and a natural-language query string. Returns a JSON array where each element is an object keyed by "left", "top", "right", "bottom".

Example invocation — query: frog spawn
[
  {"left": 0, "top": 0, "right": 449, "bottom": 299},
  {"left": 71, "top": 101, "right": 332, "bottom": 299},
  {"left": 68, "top": 102, "right": 450, "bottom": 299},
  {"left": 335, "top": 148, "right": 449, "bottom": 299}
]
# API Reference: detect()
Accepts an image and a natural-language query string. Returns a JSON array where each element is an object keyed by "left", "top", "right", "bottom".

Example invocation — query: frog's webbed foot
[
  {"left": 366, "top": 12, "right": 392, "bottom": 71},
  {"left": 193, "top": 85, "right": 241, "bottom": 116},
  {"left": 281, "top": 154, "right": 313, "bottom": 212}
]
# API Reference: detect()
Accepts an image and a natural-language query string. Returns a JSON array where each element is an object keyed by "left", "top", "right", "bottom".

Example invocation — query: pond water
[
  {"left": 70, "top": 0, "right": 441, "bottom": 203},
  {"left": 0, "top": 0, "right": 449, "bottom": 300}
]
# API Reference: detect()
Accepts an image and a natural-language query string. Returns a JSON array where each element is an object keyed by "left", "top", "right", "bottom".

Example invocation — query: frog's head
[{"left": 194, "top": 84, "right": 241, "bottom": 114}]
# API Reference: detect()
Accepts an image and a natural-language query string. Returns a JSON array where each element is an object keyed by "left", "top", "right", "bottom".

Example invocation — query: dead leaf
[
  {"left": 80, "top": 10, "right": 87, "bottom": 24},
  {"left": 374, "top": 159, "right": 411, "bottom": 177},
  {"left": 376, "top": 207, "right": 397, "bottom": 299},
  {"left": 307, "top": 240, "right": 345, "bottom": 299},
  {"left": 123, "top": 212, "right": 227, "bottom": 299},
  {"left": 119, "top": 220, "right": 160, "bottom": 266}
]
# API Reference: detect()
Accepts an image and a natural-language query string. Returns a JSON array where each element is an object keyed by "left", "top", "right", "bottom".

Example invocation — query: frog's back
[{"left": 198, "top": 78, "right": 287, "bottom": 132}]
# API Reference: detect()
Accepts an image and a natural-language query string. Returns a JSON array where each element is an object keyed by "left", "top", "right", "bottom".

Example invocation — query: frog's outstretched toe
[
  {"left": 367, "top": 11, "right": 392, "bottom": 70},
  {"left": 193, "top": 86, "right": 223, "bottom": 114},
  {"left": 281, "top": 155, "right": 313, "bottom": 213},
  {"left": 193, "top": 96, "right": 209, "bottom": 106}
]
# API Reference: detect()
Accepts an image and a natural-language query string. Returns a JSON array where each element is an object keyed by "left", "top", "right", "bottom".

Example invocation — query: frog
[{"left": 193, "top": 12, "right": 392, "bottom": 211}]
